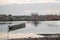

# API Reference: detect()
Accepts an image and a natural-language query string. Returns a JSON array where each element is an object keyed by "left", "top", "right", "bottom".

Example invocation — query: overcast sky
[
  {"left": 0, "top": 0, "right": 60, "bottom": 5},
  {"left": 0, "top": 0, "right": 60, "bottom": 15}
]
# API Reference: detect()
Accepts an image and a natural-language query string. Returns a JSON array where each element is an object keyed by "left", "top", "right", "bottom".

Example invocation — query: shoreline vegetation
[{"left": 0, "top": 14, "right": 60, "bottom": 21}]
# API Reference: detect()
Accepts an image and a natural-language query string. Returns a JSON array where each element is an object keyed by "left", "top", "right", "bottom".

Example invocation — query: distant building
[{"left": 31, "top": 13, "right": 39, "bottom": 21}]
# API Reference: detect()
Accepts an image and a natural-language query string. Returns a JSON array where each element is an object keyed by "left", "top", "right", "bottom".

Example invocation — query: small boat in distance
[{"left": 0, "top": 22, "right": 12, "bottom": 24}]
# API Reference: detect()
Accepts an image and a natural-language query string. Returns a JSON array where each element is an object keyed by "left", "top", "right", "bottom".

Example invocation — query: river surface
[{"left": 0, "top": 21, "right": 60, "bottom": 40}]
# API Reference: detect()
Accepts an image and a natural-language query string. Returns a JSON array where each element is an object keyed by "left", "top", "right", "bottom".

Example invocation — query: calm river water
[{"left": 0, "top": 21, "right": 60, "bottom": 40}]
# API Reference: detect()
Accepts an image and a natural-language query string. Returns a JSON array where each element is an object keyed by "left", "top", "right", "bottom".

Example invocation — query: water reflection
[
  {"left": 32, "top": 21, "right": 39, "bottom": 26},
  {"left": 27, "top": 21, "right": 60, "bottom": 27},
  {"left": 0, "top": 21, "right": 60, "bottom": 33}
]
